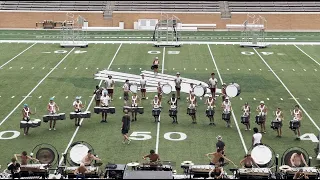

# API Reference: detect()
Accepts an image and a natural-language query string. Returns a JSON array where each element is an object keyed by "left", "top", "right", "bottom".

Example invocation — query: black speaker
[{"left": 104, "top": 164, "right": 126, "bottom": 179}]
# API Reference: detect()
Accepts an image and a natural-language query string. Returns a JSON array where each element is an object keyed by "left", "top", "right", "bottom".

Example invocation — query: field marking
[
  {"left": 253, "top": 98, "right": 256, "bottom": 100},
  {"left": 308, "top": 98, "right": 311, "bottom": 101},
  {"left": 253, "top": 48, "right": 320, "bottom": 131},
  {"left": 155, "top": 46, "right": 165, "bottom": 154},
  {"left": 0, "top": 43, "right": 36, "bottom": 69},
  {"left": 58, "top": 43, "right": 122, "bottom": 166},
  {"left": 294, "top": 45, "right": 320, "bottom": 66},
  {"left": 315, "top": 69, "right": 318, "bottom": 72},
  {"left": 0, "top": 48, "right": 75, "bottom": 127},
  {"left": 280, "top": 98, "right": 283, "bottom": 101},
  {"left": 207, "top": 44, "right": 248, "bottom": 154}
]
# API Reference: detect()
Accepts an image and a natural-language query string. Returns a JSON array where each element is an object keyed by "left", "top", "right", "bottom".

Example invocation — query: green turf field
[{"left": 0, "top": 31, "right": 319, "bottom": 174}]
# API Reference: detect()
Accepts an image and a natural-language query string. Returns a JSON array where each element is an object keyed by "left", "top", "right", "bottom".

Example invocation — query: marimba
[
  {"left": 20, "top": 164, "right": 49, "bottom": 173},
  {"left": 237, "top": 168, "right": 271, "bottom": 178},
  {"left": 94, "top": 107, "right": 116, "bottom": 114},
  {"left": 123, "top": 106, "right": 144, "bottom": 114},
  {"left": 189, "top": 165, "right": 215, "bottom": 178},
  {"left": 69, "top": 111, "right": 91, "bottom": 119},
  {"left": 64, "top": 166, "right": 99, "bottom": 178},
  {"left": 284, "top": 167, "right": 319, "bottom": 178},
  {"left": 42, "top": 113, "right": 66, "bottom": 122}
]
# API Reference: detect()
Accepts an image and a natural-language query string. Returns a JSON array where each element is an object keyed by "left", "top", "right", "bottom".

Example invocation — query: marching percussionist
[
  {"left": 187, "top": 92, "right": 197, "bottom": 124},
  {"left": 293, "top": 169, "right": 309, "bottom": 179},
  {"left": 240, "top": 154, "right": 259, "bottom": 168},
  {"left": 74, "top": 163, "right": 88, "bottom": 179},
  {"left": 205, "top": 149, "right": 237, "bottom": 167},
  {"left": 208, "top": 73, "right": 218, "bottom": 98},
  {"left": 221, "top": 83, "right": 227, "bottom": 102},
  {"left": 241, "top": 102, "right": 251, "bottom": 131},
  {"left": 21, "top": 104, "right": 35, "bottom": 136},
  {"left": 81, "top": 150, "right": 101, "bottom": 166},
  {"left": 73, "top": 97, "right": 84, "bottom": 126},
  {"left": 209, "top": 166, "right": 225, "bottom": 179},
  {"left": 140, "top": 74, "right": 147, "bottom": 100},
  {"left": 47, "top": 97, "right": 59, "bottom": 131},
  {"left": 174, "top": 72, "right": 182, "bottom": 99},
  {"left": 105, "top": 75, "right": 115, "bottom": 101},
  {"left": 273, "top": 107, "right": 284, "bottom": 137},
  {"left": 256, "top": 101, "right": 268, "bottom": 133},
  {"left": 151, "top": 95, "right": 161, "bottom": 122},
  {"left": 100, "top": 91, "right": 110, "bottom": 123},
  {"left": 152, "top": 57, "right": 159, "bottom": 76},
  {"left": 14, "top": 151, "right": 39, "bottom": 165},
  {"left": 290, "top": 152, "right": 308, "bottom": 167},
  {"left": 131, "top": 92, "right": 140, "bottom": 122},
  {"left": 221, "top": 97, "right": 232, "bottom": 128},
  {"left": 123, "top": 80, "right": 130, "bottom": 106},
  {"left": 205, "top": 95, "right": 215, "bottom": 125},
  {"left": 157, "top": 82, "right": 162, "bottom": 102},
  {"left": 291, "top": 105, "right": 303, "bottom": 140},
  {"left": 93, "top": 85, "right": 102, "bottom": 106},
  {"left": 143, "top": 149, "right": 160, "bottom": 163},
  {"left": 168, "top": 93, "right": 178, "bottom": 124}
]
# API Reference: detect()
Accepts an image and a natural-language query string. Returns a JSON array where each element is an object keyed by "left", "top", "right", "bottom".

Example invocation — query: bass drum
[
  {"left": 193, "top": 85, "right": 206, "bottom": 97},
  {"left": 130, "top": 84, "right": 138, "bottom": 93},
  {"left": 251, "top": 145, "right": 273, "bottom": 168},
  {"left": 226, "top": 83, "right": 241, "bottom": 98},
  {"left": 162, "top": 84, "right": 172, "bottom": 95}
]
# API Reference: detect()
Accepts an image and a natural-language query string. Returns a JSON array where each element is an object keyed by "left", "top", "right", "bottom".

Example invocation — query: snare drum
[
  {"left": 169, "top": 108, "right": 177, "bottom": 117},
  {"left": 130, "top": 84, "right": 138, "bottom": 93},
  {"left": 187, "top": 108, "right": 196, "bottom": 115},
  {"left": 241, "top": 116, "right": 249, "bottom": 124},
  {"left": 193, "top": 85, "right": 206, "bottom": 97},
  {"left": 271, "top": 120, "right": 281, "bottom": 130},
  {"left": 137, "top": 107, "right": 144, "bottom": 114},
  {"left": 152, "top": 108, "right": 161, "bottom": 116},
  {"left": 222, "top": 112, "right": 231, "bottom": 121},
  {"left": 94, "top": 107, "right": 100, "bottom": 114},
  {"left": 20, "top": 121, "right": 27, "bottom": 129},
  {"left": 162, "top": 84, "right": 172, "bottom": 94},
  {"left": 226, "top": 83, "right": 241, "bottom": 98},
  {"left": 70, "top": 112, "right": 77, "bottom": 119},
  {"left": 58, "top": 113, "right": 66, "bottom": 120},
  {"left": 42, "top": 115, "right": 50, "bottom": 123},
  {"left": 251, "top": 145, "right": 273, "bottom": 167},
  {"left": 206, "top": 109, "right": 215, "bottom": 117},
  {"left": 289, "top": 120, "right": 300, "bottom": 130},
  {"left": 255, "top": 115, "right": 265, "bottom": 125}
]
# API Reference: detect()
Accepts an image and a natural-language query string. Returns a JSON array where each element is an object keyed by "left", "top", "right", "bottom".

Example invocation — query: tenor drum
[
  {"left": 27, "top": 121, "right": 33, "bottom": 127},
  {"left": 42, "top": 115, "right": 50, "bottom": 123},
  {"left": 206, "top": 109, "right": 215, "bottom": 117},
  {"left": 152, "top": 108, "right": 161, "bottom": 116},
  {"left": 70, "top": 112, "right": 77, "bottom": 119},
  {"left": 94, "top": 107, "right": 100, "bottom": 114},
  {"left": 34, "top": 119, "right": 41, "bottom": 127},
  {"left": 193, "top": 85, "right": 206, "bottom": 97},
  {"left": 58, "top": 113, "right": 66, "bottom": 120},
  {"left": 271, "top": 120, "right": 280, "bottom": 130},
  {"left": 31, "top": 120, "right": 38, "bottom": 128},
  {"left": 20, "top": 121, "right": 27, "bottom": 129},
  {"left": 130, "top": 84, "right": 138, "bottom": 93},
  {"left": 241, "top": 116, "right": 249, "bottom": 124},
  {"left": 187, "top": 108, "right": 196, "bottom": 115},
  {"left": 222, "top": 112, "right": 231, "bottom": 120},
  {"left": 169, "top": 108, "right": 177, "bottom": 117},
  {"left": 226, "top": 83, "right": 241, "bottom": 98},
  {"left": 251, "top": 145, "right": 273, "bottom": 167},
  {"left": 162, "top": 84, "right": 172, "bottom": 94},
  {"left": 137, "top": 107, "right": 144, "bottom": 114},
  {"left": 81, "top": 111, "right": 91, "bottom": 118},
  {"left": 289, "top": 120, "right": 300, "bottom": 130},
  {"left": 69, "top": 144, "right": 90, "bottom": 165},
  {"left": 108, "top": 107, "right": 116, "bottom": 114}
]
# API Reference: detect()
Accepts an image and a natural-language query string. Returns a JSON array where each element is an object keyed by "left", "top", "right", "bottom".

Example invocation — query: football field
[{"left": 0, "top": 31, "right": 320, "bottom": 173}]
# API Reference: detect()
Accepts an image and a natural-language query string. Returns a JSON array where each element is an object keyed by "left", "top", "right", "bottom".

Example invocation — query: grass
[{"left": 0, "top": 41, "right": 319, "bottom": 174}]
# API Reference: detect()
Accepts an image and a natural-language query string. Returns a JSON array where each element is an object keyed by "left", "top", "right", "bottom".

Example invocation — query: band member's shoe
[
  {"left": 127, "top": 139, "right": 131, "bottom": 144},
  {"left": 101, "top": 120, "right": 105, "bottom": 123},
  {"left": 54, "top": 128, "right": 56, "bottom": 131},
  {"left": 122, "top": 141, "right": 126, "bottom": 144},
  {"left": 49, "top": 128, "right": 52, "bottom": 131}
]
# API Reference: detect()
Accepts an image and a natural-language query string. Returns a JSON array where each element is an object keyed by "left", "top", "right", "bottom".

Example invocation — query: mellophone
[
  {"left": 123, "top": 106, "right": 144, "bottom": 114},
  {"left": 94, "top": 106, "right": 116, "bottom": 114},
  {"left": 69, "top": 111, "right": 91, "bottom": 119},
  {"left": 42, "top": 113, "right": 66, "bottom": 122},
  {"left": 283, "top": 167, "right": 319, "bottom": 177},
  {"left": 20, "top": 119, "right": 41, "bottom": 129}
]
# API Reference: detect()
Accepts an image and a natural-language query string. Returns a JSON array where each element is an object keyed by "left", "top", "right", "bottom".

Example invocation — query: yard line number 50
[{"left": 129, "top": 131, "right": 187, "bottom": 141}]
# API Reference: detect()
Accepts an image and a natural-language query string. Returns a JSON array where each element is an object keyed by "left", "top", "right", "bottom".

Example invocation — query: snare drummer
[
  {"left": 152, "top": 57, "right": 159, "bottom": 76},
  {"left": 151, "top": 95, "right": 161, "bottom": 122},
  {"left": 131, "top": 92, "right": 140, "bottom": 122},
  {"left": 187, "top": 92, "right": 197, "bottom": 124},
  {"left": 240, "top": 154, "right": 259, "bottom": 168},
  {"left": 221, "top": 83, "right": 227, "bottom": 102},
  {"left": 123, "top": 80, "right": 130, "bottom": 106},
  {"left": 221, "top": 97, "right": 232, "bottom": 128},
  {"left": 73, "top": 97, "right": 84, "bottom": 126},
  {"left": 241, "top": 102, "right": 251, "bottom": 131},
  {"left": 105, "top": 75, "right": 115, "bottom": 101},
  {"left": 205, "top": 95, "right": 216, "bottom": 125},
  {"left": 157, "top": 82, "right": 162, "bottom": 101},
  {"left": 274, "top": 107, "right": 284, "bottom": 137},
  {"left": 290, "top": 152, "right": 308, "bottom": 167},
  {"left": 291, "top": 105, "right": 303, "bottom": 140},
  {"left": 21, "top": 104, "right": 35, "bottom": 136},
  {"left": 81, "top": 150, "right": 101, "bottom": 166},
  {"left": 47, "top": 97, "right": 59, "bottom": 131},
  {"left": 168, "top": 93, "right": 178, "bottom": 124},
  {"left": 100, "top": 91, "right": 110, "bottom": 123},
  {"left": 140, "top": 74, "right": 147, "bottom": 99},
  {"left": 256, "top": 101, "right": 268, "bottom": 133},
  {"left": 174, "top": 72, "right": 182, "bottom": 99},
  {"left": 93, "top": 85, "right": 102, "bottom": 106},
  {"left": 208, "top": 73, "right": 218, "bottom": 98}
]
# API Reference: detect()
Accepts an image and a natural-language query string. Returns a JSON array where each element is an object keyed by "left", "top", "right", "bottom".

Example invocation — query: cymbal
[
  {"left": 181, "top": 161, "right": 194, "bottom": 166},
  {"left": 127, "top": 162, "right": 139, "bottom": 167}
]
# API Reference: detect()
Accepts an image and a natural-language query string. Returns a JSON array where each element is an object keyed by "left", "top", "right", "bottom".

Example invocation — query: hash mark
[
  {"left": 308, "top": 98, "right": 311, "bottom": 101},
  {"left": 227, "top": 68, "right": 229, "bottom": 71},
  {"left": 206, "top": 68, "right": 208, "bottom": 70},
  {"left": 281, "top": 69, "right": 284, "bottom": 71},
  {"left": 259, "top": 69, "right": 262, "bottom": 71},
  {"left": 240, "top": 97, "right": 242, "bottom": 100},
  {"left": 39, "top": 96, "right": 42, "bottom": 99},
  {"left": 20, "top": 67, "right": 23, "bottom": 69},
  {"left": 267, "top": 98, "right": 269, "bottom": 100},
  {"left": 238, "top": 69, "right": 240, "bottom": 71},
  {"left": 66, "top": 96, "right": 68, "bottom": 99},
  {"left": 119, "top": 97, "right": 122, "bottom": 99},
  {"left": 32, "top": 67, "right": 34, "bottom": 69},
  {"left": 97, "top": 68, "right": 99, "bottom": 70},
  {"left": 86, "top": 68, "right": 88, "bottom": 69},
  {"left": 75, "top": 67, "right": 78, "bottom": 69},
  {"left": 280, "top": 98, "right": 283, "bottom": 101},
  {"left": 292, "top": 69, "right": 295, "bottom": 71},
  {"left": 253, "top": 98, "right": 256, "bottom": 100},
  {"left": 303, "top": 69, "right": 306, "bottom": 71},
  {"left": 129, "top": 68, "right": 131, "bottom": 70},
  {"left": 249, "top": 69, "right": 251, "bottom": 71},
  {"left": 195, "top": 68, "right": 197, "bottom": 70},
  {"left": 315, "top": 69, "right": 318, "bottom": 72},
  {"left": 9, "top": 67, "right": 12, "bottom": 69},
  {"left": 64, "top": 67, "right": 66, "bottom": 69},
  {"left": 11, "top": 96, "right": 15, "bottom": 98},
  {"left": 42, "top": 67, "right": 45, "bottom": 69}
]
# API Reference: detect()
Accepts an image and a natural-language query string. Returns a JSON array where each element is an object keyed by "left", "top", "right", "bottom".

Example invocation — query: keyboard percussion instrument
[
  {"left": 123, "top": 106, "right": 144, "bottom": 114},
  {"left": 20, "top": 164, "right": 49, "bottom": 173},
  {"left": 94, "top": 106, "right": 116, "bottom": 114},
  {"left": 237, "top": 168, "right": 271, "bottom": 178},
  {"left": 281, "top": 166, "right": 320, "bottom": 178},
  {"left": 42, "top": 113, "right": 66, "bottom": 122},
  {"left": 69, "top": 111, "right": 91, "bottom": 119},
  {"left": 20, "top": 119, "right": 41, "bottom": 129},
  {"left": 63, "top": 166, "right": 100, "bottom": 178}
]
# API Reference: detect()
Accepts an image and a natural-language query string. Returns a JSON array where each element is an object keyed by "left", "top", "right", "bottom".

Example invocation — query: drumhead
[
  {"left": 130, "top": 84, "right": 138, "bottom": 93},
  {"left": 251, "top": 145, "right": 272, "bottom": 166},
  {"left": 226, "top": 85, "right": 238, "bottom": 98},
  {"left": 162, "top": 84, "right": 172, "bottom": 94},
  {"left": 34, "top": 119, "right": 41, "bottom": 122},
  {"left": 27, "top": 121, "right": 33, "bottom": 124},
  {"left": 69, "top": 144, "right": 89, "bottom": 165},
  {"left": 193, "top": 85, "right": 205, "bottom": 97},
  {"left": 20, "top": 121, "right": 27, "bottom": 124}
]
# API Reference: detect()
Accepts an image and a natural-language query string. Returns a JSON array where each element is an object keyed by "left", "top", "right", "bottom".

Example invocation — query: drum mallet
[{"left": 276, "top": 154, "right": 279, "bottom": 172}]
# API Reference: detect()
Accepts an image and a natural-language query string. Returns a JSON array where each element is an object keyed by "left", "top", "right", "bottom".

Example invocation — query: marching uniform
[
  {"left": 47, "top": 99, "right": 59, "bottom": 130},
  {"left": 209, "top": 76, "right": 218, "bottom": 97},
  {"left": 152, "top": 96, "right": 161, "bottom": 122},
  {"left": 174, "top": 73, "right": 182, "bottom": 99},
  {"left": 187, "top": 94, "right": 197, "bottom": 124},
  {"left": 131, "top": 94, "right": 139, "bottom": 121},
  {"left": 256, "top": 102, "right": 267, "bottom": 133},
  {"left": 123, "top": 82, "right": 130, "bottom": 105},
  {"left": 100, "top": 94, "right": 110, "bottom": 123},
  {"left": 105, "top": 77, "right": 115, "bottom": 100},
  {"left": 206, "top": 97, "right": 215, "bottom": 125},
  {"left": 73, "top": 98, "right": 83, "bottom": 126},
  {"left": 168, "top": 96, "right": 178, "bottom": 123},
  {"left": 221, "top": 84, "right": 227, "bottom": 102},
  {"left": 291, "top": 107, "right": 302, "bottom": 139},
  {"left": 22, "top": 104, "right": 32, "bottom": 135},
  {"left": 157, "top": 83, "right": 162, "bottom": 101},
  {"left": 241, "top": 104, "right": 251, "bottom": 130},
  {"left": 222, "top": 98, "right": 232, "bottom": 127},
  {"left": 140, "top": 75, "right": 147, "bottom": 99},
  {"left": 273, "top": 109, "right": 283, "bottom": 137},
  {"left": 94, "top": 87, "right": 102, "bottom": 106},
  {"left": 152, "top": 57, "right": 159, "bottom": 75}
]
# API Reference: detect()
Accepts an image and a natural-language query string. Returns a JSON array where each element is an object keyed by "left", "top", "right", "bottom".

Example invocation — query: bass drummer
[
  {"left": 241, "top": 102, "right": 250, "bottom": 131},
  {"left": 174, "top": 72, "right": 182, "bottom": 99},
  {"left": 208, "top": 73, "right": 218, "bottom": 98},
  {"left": 168, "top": 93, "right": 178, "bottom": 124},
  {"left": 131, "top": 92, "right": 140, "bottom": 122},
  {"left": 187, "top": 92, "right": 197, "bottom": 124},
  {"left": 256, "top": 101, "right": 268, "bottom": 134},
  {"left": 291, "top": 105, "right": 303, "bottom": 140},
  {"left": 221, "top": 97, "right": 232, "bottom": 128},
  {"left": 205, "top": 95, "right": 215, "bottom": 125}
]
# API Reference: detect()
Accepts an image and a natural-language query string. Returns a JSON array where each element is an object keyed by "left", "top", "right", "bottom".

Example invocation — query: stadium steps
[
  {"left": 103, "top": 1, "right": 114, "bottom": 19},
  {"left": 219, "top": 1, "right": 231, "bottom": 19}
]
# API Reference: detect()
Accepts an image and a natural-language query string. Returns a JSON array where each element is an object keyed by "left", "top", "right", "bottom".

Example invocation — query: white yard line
[
  {"left": 0, "top": 43, "right": 36, "bottom": 69},
  {"left": 58, "top": 43, "right": 122, "bottom": 166},
  {"left": 155, "top": 47, "right": 165, "bottom": 154},
  {"left": 294, "top": 44, "right": 320, "bottom": 66},
  {"left": 0, "top": 47, "right": 75, "bottom": 127},
  {"left": 253, "top": 48, "right": 320, "bottom": 131},
  {"left": 207, "top": 44, "right": 248, "bottom": 154}
]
